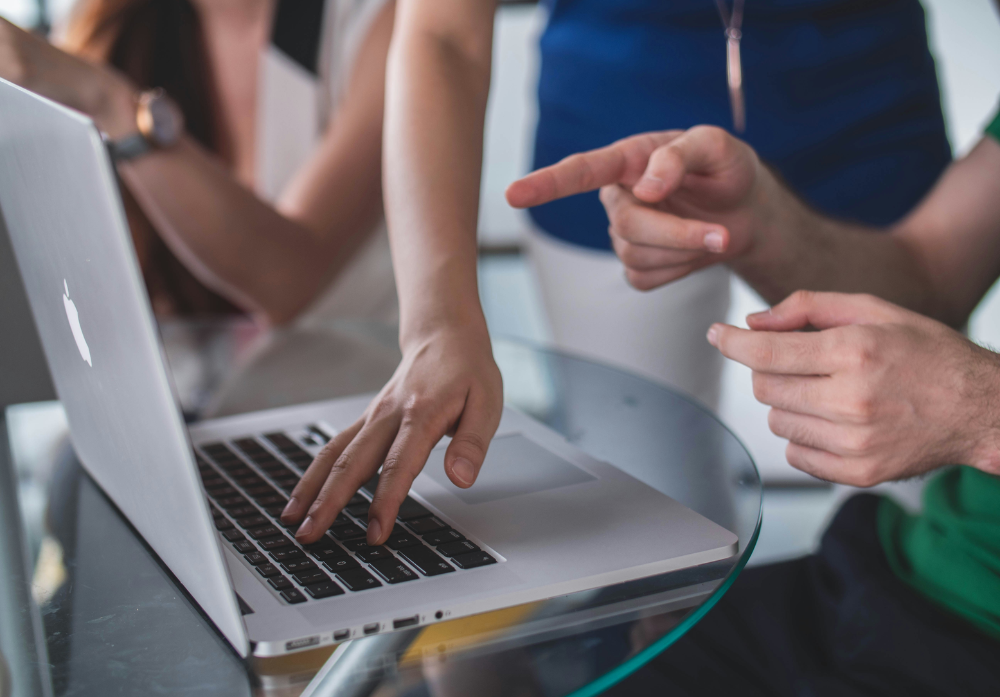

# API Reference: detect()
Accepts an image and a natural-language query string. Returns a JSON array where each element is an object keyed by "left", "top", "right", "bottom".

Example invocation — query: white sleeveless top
[{"left": 255, "top": 0, "right": 397, "bottom": 327}]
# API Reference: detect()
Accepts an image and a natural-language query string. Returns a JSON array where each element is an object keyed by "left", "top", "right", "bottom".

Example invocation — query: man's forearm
[
  {"left": 383, "top": 1, "right": 497, "bottom": 346},
  {"left": 730, "top": 166, "right": 944, "bottom": 323}
]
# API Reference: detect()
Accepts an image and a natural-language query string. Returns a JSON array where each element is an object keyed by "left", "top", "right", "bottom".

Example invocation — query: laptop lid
[{"left": 0, "top": 79, "right": 248, "bottom": 657}]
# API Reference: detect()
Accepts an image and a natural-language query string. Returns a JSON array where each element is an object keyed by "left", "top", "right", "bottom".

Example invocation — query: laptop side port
[
  {"left": 393, "top": 615, "right": 419, "bottom": 630},
  {"left": 333, "top": 629, "right": 351, "bottom": 641},
  {"left": 363, "top": 622, "right": 381, "bottom": 635},
  {"left": 285, "top": 636, "right": 320, "bottom": 651}
]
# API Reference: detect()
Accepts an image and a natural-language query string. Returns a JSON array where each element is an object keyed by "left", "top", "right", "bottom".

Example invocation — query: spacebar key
[{"left": 397, "top": 546, "right": 454, "bottom": 577}]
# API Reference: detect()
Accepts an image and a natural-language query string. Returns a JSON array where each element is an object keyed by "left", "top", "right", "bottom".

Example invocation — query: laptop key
[
  {"left": 293, "top": 570, "right": 328, "bottom": 586},
  {"left": 281, "top": 559, "right": 318, "bottom": 574},
  {"left": 369, "top": 559, "right": 417, "bottom": 584},
  {"left": 322, "top": 557, "right": 361, "bottom": 573},
  {"left": 256, "top": 563, "right": 281, "bottom": 578},
  {"left": 228, "top": 505, "right": 259, "bottom": 518},
  {"left": 259, "top": 536, "right": 295, "bottom": 552},
  {"left": 247, "top": 525, "right": 282, "bottom": 540},
  {"left": 311, "top": 548, "right": 349, "bottom": 564},
  {"left": 256, "top": 494, "right": 287, "bottom": 507},
  {"left": 245, "top": 485, "right": 277, "bottom": 498},
  {"left": 207, "top": 485, "right": 238, "bottom": 498},
  {"left": 268, "top": 576, "right": 293, "bottom": 591},
  {"left": 343, "top": 539, "right": 378, "bottom": 552},
  {"left": 386, "top": 534, "right": 421, "bottom": 550},
  {"left": 232, "top": 540, "right": 255, "bottom": 554},
  {"left": 397, "top": 546, "right": 455, "bottom": 576},
  {"left": 217, "top": 495, "right": 250, "bottom": 510},
  {"left": 348, "top": 494, "right": 369, "bottom": 507},
  {"left": 450, "top": 551, "right": 497, "bottom": 570},
  {"left": 345, "top": 503, "right": 370, "bottom": 518},
  {"left": 406, "top": 516, "right": 448, "bottom": 535},
  {"left": 304, "top": 582, "right": 344, "bottom": 600},
  {"left": 222, "top": 529, "right": 246, "bottom": 542},
  {"left": 268, "top": 548, "right": 305, "bottom": 564},
  {"left": 335, "top": 568, "right": 382, "bottom": 591},
  {"left": 329, "top": 524, "right": 366, "bottom": 541},
  {"left": 421, "top": 529, "right": 465, "bottom": 546},
  {"left": 280, "top": 589, "right": 307, "bottom": 604},
  {"left": 437, "top": 540, "right": 481, "bottom": 557},
  {"left": 244, "top": 551, "right": 267, "bottom": 565},
  {"left": 396, "top": 497, "right": 432, "bottom": 521},
  {"left": 214, "top": 517, "right": 234, "bottom": 531},
  {"left": 354, "top": 547, "right": 393, "bottom": 562},
  {"left": 235, "top": 515, "right": 268, "bottom": 529}
]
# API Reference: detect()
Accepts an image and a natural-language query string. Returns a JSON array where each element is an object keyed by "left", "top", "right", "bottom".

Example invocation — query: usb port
[
  {"left": 333, "top": 629, "right": 351, "bottom": 641},
  {"left": 393, "top": 615, "right": 419, "bottom": 630},
  {"left": 363, "top": 622, "right": 380, "bottom": 635}
]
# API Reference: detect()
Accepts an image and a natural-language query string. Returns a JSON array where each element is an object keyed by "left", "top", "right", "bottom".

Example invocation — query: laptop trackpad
[{"left": 425, "top": 434, "right": 595, "bottom": 505}]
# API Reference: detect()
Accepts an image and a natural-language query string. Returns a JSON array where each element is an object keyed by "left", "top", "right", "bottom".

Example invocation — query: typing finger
[
  {"left": 281, "top": 418, "right": 363, "bottom": 523},
  {"left": 366, "top": 415, "right": 452, "bottom": 545},
  {"left": 294, "top": 413, "right": 399, "bottom": 544}
]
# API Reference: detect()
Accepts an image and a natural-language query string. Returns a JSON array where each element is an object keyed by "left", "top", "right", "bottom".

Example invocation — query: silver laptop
[{"left": 0, "top": 78, "right": 737, "bottom": 658}]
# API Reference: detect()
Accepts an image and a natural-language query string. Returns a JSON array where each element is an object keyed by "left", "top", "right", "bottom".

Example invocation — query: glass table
[{"left": 0, "top": 320, "right": 761, "bottom": 697}]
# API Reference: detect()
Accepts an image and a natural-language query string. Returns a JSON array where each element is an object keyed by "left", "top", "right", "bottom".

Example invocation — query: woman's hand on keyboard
[{"left": 281, "top": 322, "right": 503, "bottom": 545}]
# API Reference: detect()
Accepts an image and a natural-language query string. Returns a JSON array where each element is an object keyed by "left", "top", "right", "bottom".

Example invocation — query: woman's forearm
[
  {"left": 118, "top": 135, "right": 378, "bottom": 324},
  {"left": 383, "top": 0, "right": 498, "bottom": 347},
  {"left": 112, "top": 5, "right": 393, "bottom": 325}
]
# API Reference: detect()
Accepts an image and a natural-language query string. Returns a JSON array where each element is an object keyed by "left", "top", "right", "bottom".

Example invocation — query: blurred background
[{"left": 1, "top": 0, "right": 999, "bottom": 563}]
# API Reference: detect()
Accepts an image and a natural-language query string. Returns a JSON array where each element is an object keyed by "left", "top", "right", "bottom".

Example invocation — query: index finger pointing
[
  {"left": 707, "top": 323, "right": 835, "bottom": 375},
  {"left": 505, "top": 131, "right": 683, "bottom": 209}
]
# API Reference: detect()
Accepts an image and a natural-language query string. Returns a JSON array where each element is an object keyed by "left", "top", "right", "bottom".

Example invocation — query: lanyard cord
[
  {"left": 715, "top": 0, "right": 746, "bottom": 132},
  {"left": 715, "top": 0, "right": 744, "bottom": 35}
]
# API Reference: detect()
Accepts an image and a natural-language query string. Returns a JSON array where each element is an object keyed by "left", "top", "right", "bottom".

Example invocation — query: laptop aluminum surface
[{"left": 0, "top": 79, "right": 737, "bottom": 658}]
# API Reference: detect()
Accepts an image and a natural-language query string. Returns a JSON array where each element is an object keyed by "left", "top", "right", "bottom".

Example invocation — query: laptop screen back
[{"left": 0, "top": 79, "right": 247, "bottom": 656}]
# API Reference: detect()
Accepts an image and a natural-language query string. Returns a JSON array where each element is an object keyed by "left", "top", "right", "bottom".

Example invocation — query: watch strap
[{"left": 107, "top": 133, "right": 152, "bottom": 162}]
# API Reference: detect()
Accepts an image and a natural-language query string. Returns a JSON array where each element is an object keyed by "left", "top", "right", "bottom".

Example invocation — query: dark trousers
[{"left": 611, "top": 495, "right": 1000, "bottom": 697}]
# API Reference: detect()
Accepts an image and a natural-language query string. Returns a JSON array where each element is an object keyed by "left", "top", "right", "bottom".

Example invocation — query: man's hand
[
  {"left": 708, "top": 291, "right": 1000, "bottom": 485},
  {"left": 281, "top": 324, "right": 503, "bottom": 545},
  {"left": 506, "top": 127, "right": 771, "bottom": 290}
]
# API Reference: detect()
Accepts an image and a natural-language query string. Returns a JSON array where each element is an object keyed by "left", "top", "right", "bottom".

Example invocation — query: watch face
[{"left": 138, "top": 91, "right": 184, "bottom": 147}]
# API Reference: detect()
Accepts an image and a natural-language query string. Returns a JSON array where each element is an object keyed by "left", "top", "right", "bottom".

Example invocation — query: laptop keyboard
[{"left": 196, "top": 426, "right": 496, "bottom": 605}]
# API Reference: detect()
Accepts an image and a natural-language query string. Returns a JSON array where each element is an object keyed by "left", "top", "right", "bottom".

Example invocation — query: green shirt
[
  {"left": 877, "top": 110, "right": 1000, "bottom": 641},
  {"left": 879, "top": 467, "right": 1000, "bottom": 639}
]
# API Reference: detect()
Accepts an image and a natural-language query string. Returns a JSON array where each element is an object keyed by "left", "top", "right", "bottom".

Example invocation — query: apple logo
[{"left": 62, "top": 279, "right": 92, "bottom": 367}]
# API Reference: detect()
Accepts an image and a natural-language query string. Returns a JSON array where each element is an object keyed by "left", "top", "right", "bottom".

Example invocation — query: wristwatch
[{"left": 106, "top": 88, "right": 184, "bottom": 162}]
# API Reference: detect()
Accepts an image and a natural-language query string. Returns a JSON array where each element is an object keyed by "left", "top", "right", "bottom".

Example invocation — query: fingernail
[
  {"left": 280, "top": 496, "right": 299, "bottom": 522},
  {"left": 295, "top": 516, "right": 314, "bottom": 540},
  {"left": 704, "top": 229, "right": 725, "bottom": 253},
  {"left": 451, "top": 457, "right": 475, "bottom": 487},
  {"left": 636, "top": 174, "right": 664, "bottom": 192},
  {"left": 706, "top": 325, "right": 719, "bottom": 346},
  {"left": 367, "top": 518, "right": 382, "bottom": 545},
  {"left": 746, "top": 310, "right": 768, "bottom": 322}
]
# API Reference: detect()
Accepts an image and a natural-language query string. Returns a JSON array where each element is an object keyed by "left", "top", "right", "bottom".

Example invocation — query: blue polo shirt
[{"left": 529, "top": 0, "right": 951, "bottom": 250}]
